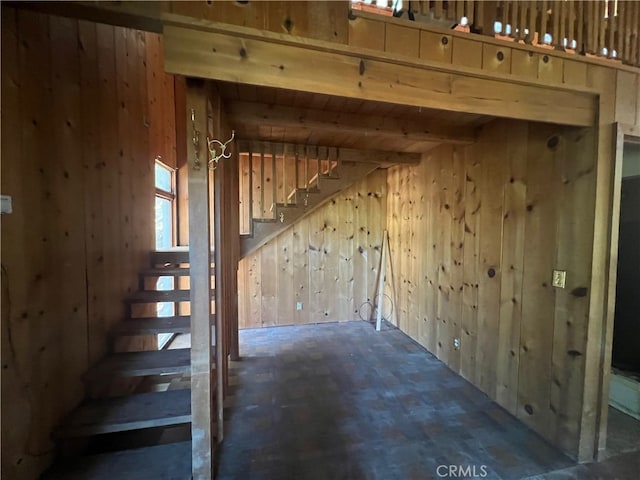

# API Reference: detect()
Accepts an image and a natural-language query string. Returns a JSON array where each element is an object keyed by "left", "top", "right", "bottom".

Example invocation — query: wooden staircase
[
  {"left": 239, "top": 141, "right": 380, "bottom": 256},
  {"left": 44, "top": 249, "right": 216, "bottom": 479}
]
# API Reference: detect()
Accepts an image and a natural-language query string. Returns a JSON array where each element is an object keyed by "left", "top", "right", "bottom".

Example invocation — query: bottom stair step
[
  {"left": 43, "top": 440, "right": 191, "bottom": 479},
  {"left": 84, "top": 348, "right": 215, "bottom": 380},
  {"left": 55, "top": 389, "right": 192, "bottom": 438}
]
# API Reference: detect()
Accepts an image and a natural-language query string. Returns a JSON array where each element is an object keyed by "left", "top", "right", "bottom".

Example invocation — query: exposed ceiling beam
[
  {"left": 227, "top": 101, "right": 476, "bottom": 145},
  {"left": 236, "top": 140, "right": 421, "bottom": 166},
  {"left": 164, "top": 23, "right": 596, "bottom": 127}
]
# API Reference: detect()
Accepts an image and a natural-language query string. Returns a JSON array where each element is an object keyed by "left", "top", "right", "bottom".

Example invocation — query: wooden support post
[{"left": 186, "top": 82, "right": 215, "bottom": 479}]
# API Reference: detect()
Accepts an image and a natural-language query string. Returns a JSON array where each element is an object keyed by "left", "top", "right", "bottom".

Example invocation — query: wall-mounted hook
[{"left": 207, "top": 130, "right": 235, "bottom": 169}]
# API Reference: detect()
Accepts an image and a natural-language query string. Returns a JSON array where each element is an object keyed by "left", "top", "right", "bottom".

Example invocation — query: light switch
[
  {"left": 552, "top": 270, "right": 567, "bottom": 288},
  {"left": 1, "top": 195, "right": 12, "bottom": 214}
]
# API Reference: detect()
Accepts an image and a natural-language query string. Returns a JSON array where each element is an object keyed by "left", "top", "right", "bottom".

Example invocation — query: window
[{"left": 155, "top": 160, "right": 176, "bottom": 349}]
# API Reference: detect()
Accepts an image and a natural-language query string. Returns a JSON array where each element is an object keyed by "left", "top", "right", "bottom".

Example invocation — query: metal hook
[{"left": 207, "top": 130, "right": 236, "bottom": 169}]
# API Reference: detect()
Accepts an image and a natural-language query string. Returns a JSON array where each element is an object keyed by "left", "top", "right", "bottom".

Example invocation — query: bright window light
[
  {"left": 460, "top": 16, "right": 469, "bottom": 26},
  {"left": 494, "top": 21, "right": 503, "bottom": 33},
  {"left": 544, "top": 33, "right": 552, "bottom": 44}
]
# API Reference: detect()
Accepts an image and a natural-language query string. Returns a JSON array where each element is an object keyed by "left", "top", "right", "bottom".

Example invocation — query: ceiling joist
[{"left": 227, "top": 101, "right": 476, "bottom": 145}]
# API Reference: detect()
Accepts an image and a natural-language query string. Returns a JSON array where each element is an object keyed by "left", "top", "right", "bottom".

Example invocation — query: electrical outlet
[
  {"left": 453, "top": 338, "right": 460, "bottom": 350},
  {"left": 296, "top": 301, "right": 303, "bottom": 311},
  {"left": 552, "top": 270, "right": 567, "bottom": 288}
]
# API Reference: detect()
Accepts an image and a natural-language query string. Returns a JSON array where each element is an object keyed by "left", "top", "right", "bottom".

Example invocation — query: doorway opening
[{"left": 607, "top": 140, "right": 640, "bottom": 456}]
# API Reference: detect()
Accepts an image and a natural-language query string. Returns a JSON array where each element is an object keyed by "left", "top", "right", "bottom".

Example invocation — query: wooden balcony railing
[{"left": 352, "top": 0, "right": 640, "bottom": 67}]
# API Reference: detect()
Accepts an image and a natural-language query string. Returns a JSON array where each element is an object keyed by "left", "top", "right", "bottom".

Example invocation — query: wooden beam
[
  {"left": 163, "top": 21, "right": 596, "bottom": 127},
  {"left": 226, "top": 100, "right": 475, "bottom": 145},
  {"left": 236, "top": 140, "right": 421, "bottom": 167},
  {"left": 186, "top": 82, "right": 215, "bottom": 479},
  {"left": 6, "top": 1, "right": 164, "bottom": 32}
]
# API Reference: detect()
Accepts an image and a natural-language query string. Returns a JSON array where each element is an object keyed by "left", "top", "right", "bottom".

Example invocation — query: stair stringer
[{"left": 240, "top": 161, "right": 380, "bottom": 258}]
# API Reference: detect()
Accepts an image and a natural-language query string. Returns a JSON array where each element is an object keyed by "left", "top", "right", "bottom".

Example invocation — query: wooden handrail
[{"left": 352, "top": 0, "right": 640, "bottom": 67}]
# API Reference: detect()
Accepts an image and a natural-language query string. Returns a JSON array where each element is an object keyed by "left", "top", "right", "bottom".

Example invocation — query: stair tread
[
  {"left": 125, "top": 289, "right": 214, "bottom": 303},
  {"left": 112, "top": 316, "right": 192, "bottom": 336},
  {"left": 55, "top": 389, "right": 191, "bottom": 438},
  {"left": 150, "top": 247, "right": 214, "bottom": 265},
  {"left": 43, "top": 441, "right": 191, "bottom": 479},
  {"left": 139, "top": 266, "right": 215, "bottom": 277},
  {"left": 84, "top": 348, "right": 213, "bottom": 379}
]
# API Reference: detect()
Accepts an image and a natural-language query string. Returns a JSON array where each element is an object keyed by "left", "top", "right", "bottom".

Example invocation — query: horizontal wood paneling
[
  {"left": 1, "top": 9, "right": 167, "bottom": 479},
  {"left": 386, "top": 118, "right": 597, "bottom": 459},
  {"left": 238, "top": 170, "right": 387, "bottom": 328}
]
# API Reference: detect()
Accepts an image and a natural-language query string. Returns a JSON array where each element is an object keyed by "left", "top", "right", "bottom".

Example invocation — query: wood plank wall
[
  {"left": 386, "top": 118, "right": 597, "bottom": 458},
  {"left": 0, "top": 9, "right": 172, "bottom": 479},
  {"left": 169, "top": 0, "right": 349, "bottom": 44},
  {"left": 238, "top": 170, "right": 387, "bottom": 329}
]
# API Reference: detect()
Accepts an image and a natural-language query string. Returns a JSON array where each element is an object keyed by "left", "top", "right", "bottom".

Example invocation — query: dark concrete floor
[{"left": 212, "top": 321, "right": 638, "bottom": 480}]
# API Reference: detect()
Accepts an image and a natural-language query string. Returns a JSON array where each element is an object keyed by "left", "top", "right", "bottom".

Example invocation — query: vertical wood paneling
[
  {"left": 436, "top": 145, "right": 453, "bottom": 362},
  {"left": 386, "top": 118, "right": 597, "bottom": 460},
  {"left": 550, "top": 127, "right": 596, "bottom": 454},
  {"left": 237, "top": 172, "right": 387, "bottom": 328},
  {"left": 292, "top": 219, "right": 310, "bottom": 324},
  {"left": 1, "top": 9, "right": 160, "bottom": 478},
  {"left": 496, "top": 122, "right": 528, "bottom": 413},
  {"left": 475, "top": 124, "right": 505, "bottom": 399},
  {"left": 460, "top": 151, "right": 481, "bottom": 383},
  {"left": 517, "top": 124, "right": 561, "bottom": 440}
]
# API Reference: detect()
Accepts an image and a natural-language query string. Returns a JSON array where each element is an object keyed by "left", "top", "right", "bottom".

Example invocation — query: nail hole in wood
[
  {"left": 497, "top": 51, "right": 504, "bottom": 61},
  {"left": 547, "top": 135, "right": 559, "bottom": 150},
  {"left": 543, "top": 55, "right": 549, "bottom": 63},
  {"left": 488, "top": 268, "right": 496, "bottom": 278},
  {"left": 441, "top": 36, "right": 449, "bottom": 45}
]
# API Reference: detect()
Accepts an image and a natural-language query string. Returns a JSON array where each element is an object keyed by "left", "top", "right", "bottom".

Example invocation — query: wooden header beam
[
  {"left": 226, "top": 100, "right": 476, "bottom": 145},
  {"left": 236, "top": 140, "right": 421, "bottom": 166},
  {"left": 163, "top": 21, "right": 597, "bottom": 127}
]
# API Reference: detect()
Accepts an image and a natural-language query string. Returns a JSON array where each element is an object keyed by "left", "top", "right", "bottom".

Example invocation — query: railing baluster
[
  {"left": 434, "top": 0, "right": 443, "bottom": 20},
  {"left": 619, "top": 0, "right": 625, "bottom": 60},
  {"left": 510, "top": 0, "right": 519, "bottom": 38},
  {"left": 552, "top": 0, "right": 561, "bottom": 47},
  {"left": 576, "top": 0, "right": 584, "bottom": 53},
  {"left": 520, "top": 0, "right": 528, "bottom": 42},
  {"left": 599, "top": 0, "right": 607, "bottom": 55},
  {"left": 631, "top": 0, "right": 639, "bottom": 65},
  {"left": 467, "top": 0, "right": 475, "bottom": 26},
  {"left": 540, "top": 0, "right": 549, "bottom": 44},
  {"left": 456, "top": 0, "right": 464, "bottom": 23},
  {"left": 560, "top": 0, "right": 567, "bottom": 48}
]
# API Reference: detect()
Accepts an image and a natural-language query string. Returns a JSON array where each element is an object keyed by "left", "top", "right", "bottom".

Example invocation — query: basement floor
[{"left": 205, "top": 321, "right": 639, "bottom": 480}]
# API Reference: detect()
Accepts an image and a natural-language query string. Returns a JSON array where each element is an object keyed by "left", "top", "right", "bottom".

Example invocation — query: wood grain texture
[
  {"left": 1, "top": 10, "right": 163, "bottom": 479},
  {"left": 163, "top": 24, "right": 596, "bottom": 127},
  {"left": 386, "top": 118, "right": 598, "bottom": 460},
  {"left": 238, "top": 171, "right": 387, "bottom": 328}
]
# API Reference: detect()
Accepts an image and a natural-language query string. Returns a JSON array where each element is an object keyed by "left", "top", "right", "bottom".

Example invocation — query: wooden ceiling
[{"left": 217, "top": 82, "right": 494, "bottom": 154}]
